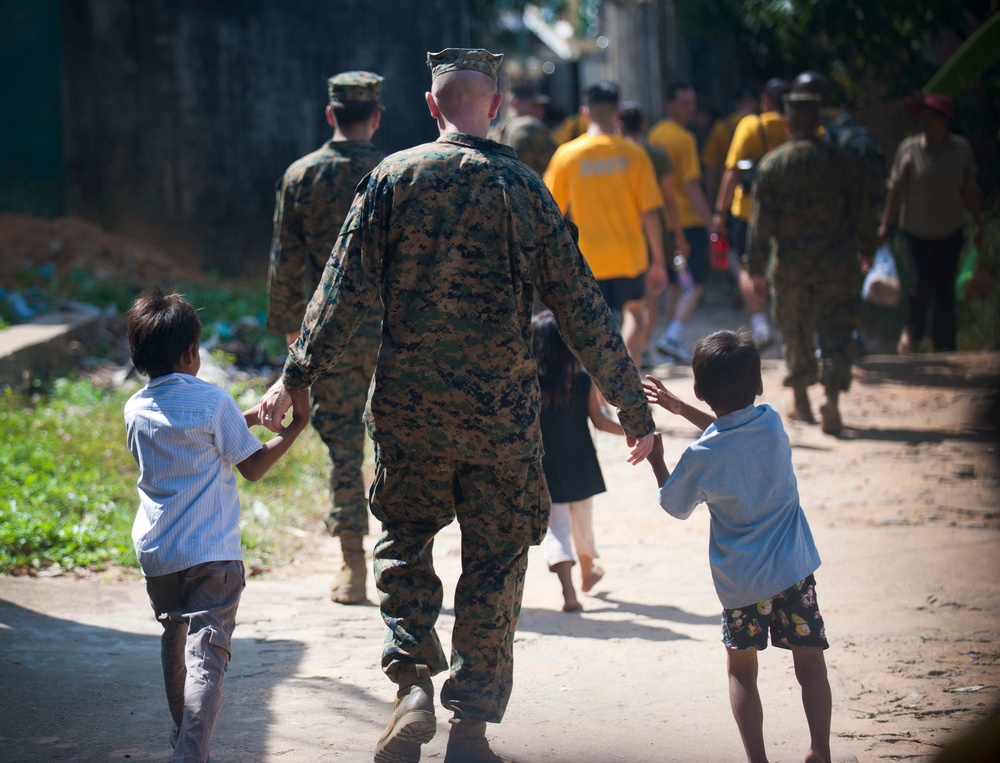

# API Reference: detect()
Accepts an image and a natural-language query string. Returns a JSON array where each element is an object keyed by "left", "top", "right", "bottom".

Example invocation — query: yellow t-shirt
[
  {"left": 646, "top": 119, "right": 703, "bottom": 229},
  {"left": 544, "top": 133, "right": 664, "bottom": 280},
  {"left": 701, "top": 113, "right": 740, "bottom": 171},
  {"left": 552, "top": 113, "right": 589, "bottom": 146},
  {"left": 725, "top": 111, "right": 789, "bottom": 221}
]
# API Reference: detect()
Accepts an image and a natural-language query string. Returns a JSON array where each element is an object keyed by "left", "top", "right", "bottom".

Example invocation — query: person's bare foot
[
  {"left": 579, "top": 555, "right": 605, "bottom": 593},
  {"left": 552, "top": 561, "right": 582, "bottom": 611}
]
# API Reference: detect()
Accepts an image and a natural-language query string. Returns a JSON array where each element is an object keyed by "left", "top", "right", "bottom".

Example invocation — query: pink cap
[{"left": 903, "top": 93, "right": 955, "bottom": 120}]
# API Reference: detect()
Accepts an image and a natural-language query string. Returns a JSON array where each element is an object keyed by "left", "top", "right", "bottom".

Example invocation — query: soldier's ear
[
  {"left": 425, "top": 91, "right": 441, "bottom": 120},
  {"left": 489, "top": 91, "right": 503, "bottom": 120},
  {"left": 325, "top": 105, "right": 336, "bottom": 129}
]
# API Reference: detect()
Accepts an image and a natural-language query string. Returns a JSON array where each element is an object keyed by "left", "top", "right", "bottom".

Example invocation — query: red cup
[{"left": 710, "top": 233, "right": 729, "bottom": 270}]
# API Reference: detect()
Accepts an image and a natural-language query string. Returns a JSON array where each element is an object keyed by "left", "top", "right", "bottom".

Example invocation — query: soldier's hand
[
  {"left": 626, "top": 432, "right": 655, "bottom": 465},
  {"left": 259, "top": 380, "right": 293, "bottom": 433}
]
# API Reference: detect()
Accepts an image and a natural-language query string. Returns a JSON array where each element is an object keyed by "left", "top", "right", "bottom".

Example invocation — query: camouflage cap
[
  {"left": 426, "top": 48, "right": 503, "bottom": 80},
  {"left": 328, "top": 71, "right": 384, "bottom": 107}
]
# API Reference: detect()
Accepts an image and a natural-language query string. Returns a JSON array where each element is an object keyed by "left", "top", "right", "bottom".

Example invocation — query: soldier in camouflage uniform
[
  {"left": 258, "top": 48, "right": 655, "bottom": 763},
  {"left": 488, "top": 83, "right": 557, "bottom": 176},
  {"left": 745, "top": 88, "right": 875, "bottom": 435},
  {"left": 267, "top": 71, "right": 385, "bottom": 604}
]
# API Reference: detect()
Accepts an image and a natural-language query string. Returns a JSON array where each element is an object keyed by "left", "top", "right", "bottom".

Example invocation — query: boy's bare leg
[
  {"left": 727, "top": 647, "right": 768, "bottom": 763},
  {"left": 551, "top": 561, "right": 581, "bottom": 611},
  {"left": 792, "top": 646, "right": 832, "bottom": 763}
]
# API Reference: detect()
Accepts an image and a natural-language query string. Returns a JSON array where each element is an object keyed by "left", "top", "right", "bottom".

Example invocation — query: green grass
[{"left": 0, "top": 376, "right": 336, "bottom": 576}]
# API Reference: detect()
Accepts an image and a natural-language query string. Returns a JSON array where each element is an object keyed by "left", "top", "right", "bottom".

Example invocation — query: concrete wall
[{"left": 60, "top": 0, "right": 469, "bottom": 276}]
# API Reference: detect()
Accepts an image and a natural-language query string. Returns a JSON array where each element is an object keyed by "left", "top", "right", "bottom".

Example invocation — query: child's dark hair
[
  {"left": 127, "top": 288, "right": 201, "bottom": 378},
  {"left": 691, "top": 329, "right": 761, "bottom": 413},
  {"left": 532, "top": 309, "right": 580, "bottom": 409}
]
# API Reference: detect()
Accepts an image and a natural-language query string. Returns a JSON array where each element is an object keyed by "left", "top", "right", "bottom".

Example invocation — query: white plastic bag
[{"left": 863, "top": 244, "right": 901, "bottom": 307}]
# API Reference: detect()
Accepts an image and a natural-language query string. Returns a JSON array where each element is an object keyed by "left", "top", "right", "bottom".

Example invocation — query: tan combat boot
[
  {"left": 788, "top": 385, "right": 815, "bottom": 424},
  {"left": 330, "top": 532, "right": 367, "bottom": 604},
  {"left": 374, "top": 664, "right": 436, "bottom": 763},
  {"left": 443, "top": 718, "right": 514, "bottom": 763},
  {"left": 820, "top": 389, "right": 843, "bottom": 435}
]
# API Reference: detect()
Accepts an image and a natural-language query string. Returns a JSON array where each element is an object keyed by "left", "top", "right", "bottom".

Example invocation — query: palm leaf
[{"left": 924, "top": 12, "right": 1000, "bottom": 95}]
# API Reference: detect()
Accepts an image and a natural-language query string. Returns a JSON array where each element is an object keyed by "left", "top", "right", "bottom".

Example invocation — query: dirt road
[{"left": 1, "top": 294, "right": 998, "bottom": 763}]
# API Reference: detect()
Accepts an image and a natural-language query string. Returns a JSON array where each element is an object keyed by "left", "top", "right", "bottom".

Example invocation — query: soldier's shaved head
[
  {"left": 431, "top": 70, "right": 497, "bottom": 110},
  {"left": 426, "top": 69, "right": 503, "bottom": 138}
]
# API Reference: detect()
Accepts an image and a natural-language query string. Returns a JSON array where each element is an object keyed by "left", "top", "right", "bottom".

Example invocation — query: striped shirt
[{"left": 125, "top": 373, "right": 262, "bottom": 577}]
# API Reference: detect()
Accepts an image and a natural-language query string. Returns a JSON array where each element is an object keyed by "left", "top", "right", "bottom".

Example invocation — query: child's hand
[
  {"left": 645, "top": 432, "right": 670, "bottom": 487},
  {"left": 289, "top": 387, "right": 310, "bottom": 422},
  {"left": 643, "top": 375, "right": 685, "bottom": 415},
  {"left": 646, "top": 432, "right": 664, "bottom": 465}
]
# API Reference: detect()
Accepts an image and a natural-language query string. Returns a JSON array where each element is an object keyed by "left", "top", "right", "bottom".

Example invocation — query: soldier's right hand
[{"left": 259, "top": 380, "right": 293, "bottom": 433}]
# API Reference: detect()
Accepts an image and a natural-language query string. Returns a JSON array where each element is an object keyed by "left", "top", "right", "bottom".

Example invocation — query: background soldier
[
  {"left": 745, "top": 84, "right": 875, "bottom": 434},
  {"left": 266, "top": 71, "right": 385, "bottom": 604},
  {"left": 488, "top": 82, "right": 557, "bottom": 176},
  {"left": 258, "top": 48, "right": 654, "bottom": 763}
]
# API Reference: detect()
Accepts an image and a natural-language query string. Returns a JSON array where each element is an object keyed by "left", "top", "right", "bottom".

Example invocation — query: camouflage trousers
[
  {"left": 309, "top": 330, "right": 378, "bottom": 537},
  {"left": 369, "top": 446, "right": 550, "bottom": 723},
  {"left": 771, "top": 269, "right": 863, "bottom": 393}
]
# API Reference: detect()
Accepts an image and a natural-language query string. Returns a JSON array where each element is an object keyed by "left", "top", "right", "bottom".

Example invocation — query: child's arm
[
  {"left": 587, "top": 381, "right": 625, "bottom": 436},
  {"left": 646, "top": 432, "right": 670, "bottom": 487},
  {"left": 237, "top": 387, "right": 310, "bottom": 482},
  {"left": 642, "top": 375, "right": 716, "bottom": 432}
]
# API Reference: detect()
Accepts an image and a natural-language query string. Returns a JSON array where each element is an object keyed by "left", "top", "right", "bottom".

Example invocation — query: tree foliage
[{"left": 683, "top": 0, "right": 996, "bottom": 103}]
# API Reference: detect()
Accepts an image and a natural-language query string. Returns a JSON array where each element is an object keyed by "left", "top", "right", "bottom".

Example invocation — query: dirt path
[{"left": 1, "top": 293, "right": 998, "bottom": 763}]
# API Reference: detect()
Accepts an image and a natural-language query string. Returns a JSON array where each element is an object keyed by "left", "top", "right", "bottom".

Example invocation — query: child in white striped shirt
[{"left": 125, "top": 288, "right": 308, "bottom": 763}]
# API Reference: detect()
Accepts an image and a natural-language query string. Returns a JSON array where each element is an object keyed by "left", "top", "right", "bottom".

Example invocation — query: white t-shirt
[{"left": 125, "top": 373, "right": 263, "bottom": 577}]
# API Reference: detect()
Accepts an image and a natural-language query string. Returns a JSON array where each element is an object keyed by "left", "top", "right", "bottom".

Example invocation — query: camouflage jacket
[
  {"left": 746, "top": 136, "right": 875, "bottom": 279},
  {"left": 281, "top": 132, "right": 654, "bottom": 461},
  {"left": 488, "top": 114, "right": 556, "bottom": 177},
  {"left": 267, "top": 139, "right": 385, "bottom": 336}
]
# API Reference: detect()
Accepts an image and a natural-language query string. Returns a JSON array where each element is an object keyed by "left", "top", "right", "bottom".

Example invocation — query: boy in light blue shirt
[
  {"left": 125, "top": 288, "right": 309, "bottom": 763},
  {"left": 643, "top": 328, "right": 831, "bottom": 763}
]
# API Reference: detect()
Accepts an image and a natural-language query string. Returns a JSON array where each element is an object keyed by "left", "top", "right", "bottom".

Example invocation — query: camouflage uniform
[
  {"left": 489, "top": 113, "right": 556, "bottom": 176},
  {"left": 281, "top": 57, "right": 653, "bottom": 721},
  {"left": 267, "top": 73, "right": 385, "bottom": 538},
  {"left": 745, "top": 134, "right": 869, "bottom": 393}
]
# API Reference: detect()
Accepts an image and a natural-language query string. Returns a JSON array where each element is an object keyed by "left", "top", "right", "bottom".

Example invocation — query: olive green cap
[
  {"left": 328, "top": 71, "right": 384, "bottom": 107},
  {"left": 426, "top": 48, "right": 503, "bottom": 80}
]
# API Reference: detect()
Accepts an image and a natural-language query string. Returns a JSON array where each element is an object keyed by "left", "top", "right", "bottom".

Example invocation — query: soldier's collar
[{"left": 438, "top": 131, "right": 517, "bottom": 158}]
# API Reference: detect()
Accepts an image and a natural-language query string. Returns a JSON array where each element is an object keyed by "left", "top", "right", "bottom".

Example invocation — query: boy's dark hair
[
  {"left": 618, "top": 101, "right": 644, "bottom": 134},
  {"left": 332, "top": 101, "right": 380, "bottom": 128},
  {"left": 583, "top": 81, "right": 619, "bottom": 106},
  {"left": 127, "top": 288, "right": 201, "bottom": 378},
  {"left": 532, "top": 309, "right": 580, "bottom": 409},
  {"left": 665, "top": 80, "right": 691, "bottom": 102},
  {"left": 691, "top": 329, "right": 761, "bottom": 413}
]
